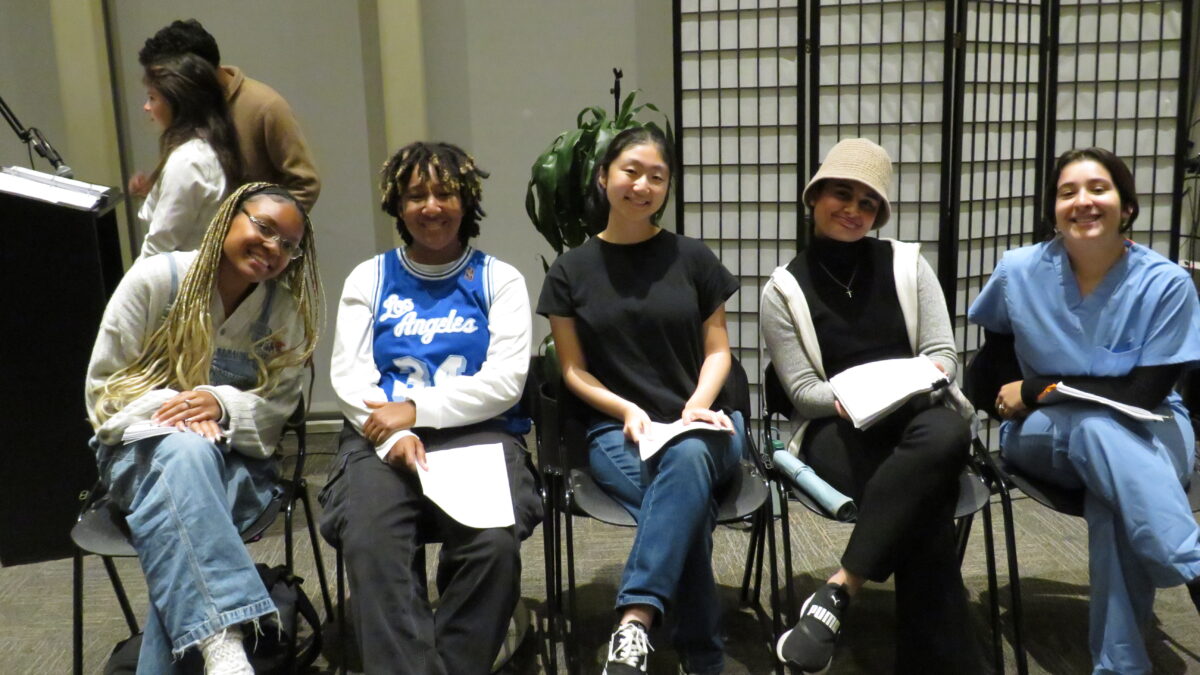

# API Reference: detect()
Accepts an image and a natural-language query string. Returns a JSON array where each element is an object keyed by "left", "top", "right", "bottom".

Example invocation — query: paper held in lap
[
  {"left": 639, "top": 420, "right": 734, "bottom": 460},
  {"left": 1039, "top": 382, "right": 1165, "bottom": 422},
  {"left": 829, "top": 356, "right": 949, "bottom": 430},
  {"left": 122, "top": 420, "right": 183, "bottom": 443},
  {"left": 417, "top": 443, "right": 515, "bottom": 529}
]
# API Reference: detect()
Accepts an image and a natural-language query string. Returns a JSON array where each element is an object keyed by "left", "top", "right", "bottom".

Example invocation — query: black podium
[{"left": 0, "top": 185, "right": 123, "bottom": 565}]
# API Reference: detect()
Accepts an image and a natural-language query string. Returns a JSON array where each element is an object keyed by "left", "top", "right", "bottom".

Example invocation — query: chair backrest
[
  {"left": 762, "top": 361, "right": 794, "bottom": 423},
  {"left": 962, "top": 338, "right": 1022, "bottom": 417}
]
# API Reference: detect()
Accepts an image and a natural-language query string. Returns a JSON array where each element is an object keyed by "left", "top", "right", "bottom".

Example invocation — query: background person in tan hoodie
[{"left": 133, "top": 18, "right": 321, "bottom": 211}]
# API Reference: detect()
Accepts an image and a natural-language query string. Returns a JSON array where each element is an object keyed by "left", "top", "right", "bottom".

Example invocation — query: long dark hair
[
  {"left": 585, "top": 125, "right": 675, "bottom": 228},
  {"left": 380, "top": 141, "right": 489, "bottom": 245},
  {"left": 144, "top": 53, "right": 241, "bottom": 190},
  {"left": 1044, "top": 147, "right": 1139, "bottom": 237}
]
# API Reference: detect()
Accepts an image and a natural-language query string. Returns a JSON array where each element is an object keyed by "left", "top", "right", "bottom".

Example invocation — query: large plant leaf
[{"left": 525, "top": 86, "right": 674, "bottom": 257}]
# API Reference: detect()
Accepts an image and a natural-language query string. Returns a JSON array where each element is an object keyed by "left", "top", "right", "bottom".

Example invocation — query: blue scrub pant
[
  {"left": 1002, "top": 402, "right": 1200, "bottom": 675},
  {"left": 587, "top": 412, "right": 744, "bottom": 675}
]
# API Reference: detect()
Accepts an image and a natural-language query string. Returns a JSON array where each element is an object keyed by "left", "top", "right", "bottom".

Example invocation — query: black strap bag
[{"left": 104, "top": 563, "right": 322, "bottom": 674}]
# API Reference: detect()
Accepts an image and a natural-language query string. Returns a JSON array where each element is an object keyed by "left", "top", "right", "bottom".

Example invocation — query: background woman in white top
[{"left": 134, "top": 52, "right": 242, "bottom": 260}]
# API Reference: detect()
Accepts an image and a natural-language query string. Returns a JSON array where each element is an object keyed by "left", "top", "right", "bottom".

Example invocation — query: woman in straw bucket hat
[{"left": 760, "top": 138, "right": 981, "bottom": 673}]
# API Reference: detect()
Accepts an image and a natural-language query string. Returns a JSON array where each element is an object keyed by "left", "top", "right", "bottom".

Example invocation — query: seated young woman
[
  {"left": 969, "top": 147, "right": 1200, "bottom": 675},
  {"left": 537, "top": 126, "right": 743, "bottom": 675},
  {"left": 319, "top": 141, "right": 542, "bottom": 675},
  {"left": 86, "top": 183, "right": 322, "bottom": 674},
  {"left": 761, "top": 138, "right": 980, "bottom": 673}
]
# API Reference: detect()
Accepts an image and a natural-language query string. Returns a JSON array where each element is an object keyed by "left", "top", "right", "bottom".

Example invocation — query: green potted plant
[{"left": 525, "top": 73, "right": 673, "bottom": 391}]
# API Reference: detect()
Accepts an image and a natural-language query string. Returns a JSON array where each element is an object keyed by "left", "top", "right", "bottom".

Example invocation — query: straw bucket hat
[{"left": 802, "top": 138, "right": 893, "bottom": 228}]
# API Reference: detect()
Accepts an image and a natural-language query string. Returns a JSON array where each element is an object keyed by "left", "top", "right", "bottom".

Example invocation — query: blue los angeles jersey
[{"left": 371, "top": 247, "right": 529, "bottom": 433}]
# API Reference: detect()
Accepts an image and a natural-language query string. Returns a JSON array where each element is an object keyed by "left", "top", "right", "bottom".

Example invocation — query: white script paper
[
  {"left": 828, "top": 355, "right": 949, "bottom": 429},
  {"left": 639, "top": 420, "right": 733, "bottom": 461},
  {"left": 417, "top": 443, "right": 515, "bottom": 529}
]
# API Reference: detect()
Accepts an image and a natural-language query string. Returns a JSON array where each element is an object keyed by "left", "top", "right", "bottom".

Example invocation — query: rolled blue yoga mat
[{"left": 773, "top": 449, "right": 857, "bottom": 522}]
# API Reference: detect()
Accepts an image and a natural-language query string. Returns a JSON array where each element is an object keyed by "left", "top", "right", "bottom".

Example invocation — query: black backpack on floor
[{"left": 104, "top": 563, "right": 322, "bottom": 674}]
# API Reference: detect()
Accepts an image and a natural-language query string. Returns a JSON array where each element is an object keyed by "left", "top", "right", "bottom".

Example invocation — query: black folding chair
[
  {"left": 535, "top": 357, "right": 777, "bottom": 675},
  {"left": 71, "top": 387, "right": 333, "bottom": 675},
  {"left": 965, "top": 350, "right": 1200, "bottom": 675},
  {"left": 761, "top": 360, "right": 1004, "bottom": 672}
]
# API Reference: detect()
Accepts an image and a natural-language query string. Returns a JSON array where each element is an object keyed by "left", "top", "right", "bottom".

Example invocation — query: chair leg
[
  {"left": 540, "top": 482, "right": 559, "bottom": 675},
  {"left": 997, "top": 480, "right": 1028, "bottom": 675},
  {"left": 982, "top": 497, "right": 1004, "bottom": 673},
  {"left": 73, "top": 549, "right": 83, "bottom": 675},
  {"left": 101, "top": 556, "right": 139, "bottom": 635},
  {"left": 751, "top": 506, "right": 768, "bottom": 602},
  {"left": 778, "top": 483, "right": 797, "bottom": 625},
  {"left": 564, "top": 493, "right": 580, "bottom": 675},
  {"left": 298, "top": 484, "right": 334, "bottom": 618},
  {"left": 764, "top": 498, "right": 784, "bottom": 675},
  {"left": 740, "top": 508, "right": 763, "bottom": 604}
]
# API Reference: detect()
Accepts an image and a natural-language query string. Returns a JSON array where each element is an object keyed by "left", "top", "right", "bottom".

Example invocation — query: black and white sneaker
[
  {"left": 603, "top": 620, "right": 653, "bottom": 674},
  {"left": 775, "top": 583, "right": 850, "bottom": 673}
]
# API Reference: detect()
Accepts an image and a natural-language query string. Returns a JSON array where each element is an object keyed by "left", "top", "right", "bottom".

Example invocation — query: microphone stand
[{"left": 0, "top": 92, "right": 73, "bottom": 178}]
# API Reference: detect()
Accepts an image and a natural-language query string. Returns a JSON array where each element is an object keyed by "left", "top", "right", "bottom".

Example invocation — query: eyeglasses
[{"left": 241, "top": 208, "right": 304, "bottom": 260}]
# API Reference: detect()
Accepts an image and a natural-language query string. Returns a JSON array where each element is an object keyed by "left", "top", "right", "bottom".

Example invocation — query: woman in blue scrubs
[{"left": 969, "top": 147, "right": 1200, "bottom": 674}]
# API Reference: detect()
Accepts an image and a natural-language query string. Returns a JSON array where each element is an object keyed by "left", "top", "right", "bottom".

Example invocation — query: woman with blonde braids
[{"left": 85, "top": 182, "right": 322, "bottom": 674}]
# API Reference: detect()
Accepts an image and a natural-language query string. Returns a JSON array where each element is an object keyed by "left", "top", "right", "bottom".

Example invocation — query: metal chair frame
[
  {"left": 70, "top": 386, "right": 332, "bottom": 675},
  {"left": 761, "top": 360, "right": 1005, "bottom": 673},
  {"left": 534, "top": 357, "right": 780, "bottom": 675}
]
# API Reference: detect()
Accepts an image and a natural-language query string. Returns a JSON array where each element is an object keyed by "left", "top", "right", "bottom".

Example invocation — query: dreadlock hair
[
  {"left": 144, "top": 53, "right": 242, "bottom": 190},
  {"left": 93, "top": 183, "right": 324, "bottom": 426},
  {"left": 380, "top": 141, "right": 489, "bottom": 246}
]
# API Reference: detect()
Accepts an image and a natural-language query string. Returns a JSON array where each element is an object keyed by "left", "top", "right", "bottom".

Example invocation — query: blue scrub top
[{"left": 969, "top": 238, "right": 1200, "bottom": 384}]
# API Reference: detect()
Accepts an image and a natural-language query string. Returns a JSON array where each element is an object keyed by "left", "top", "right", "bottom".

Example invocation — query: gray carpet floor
[{"left": 4, "top": 431, "right": 1200, "bottom": 674}]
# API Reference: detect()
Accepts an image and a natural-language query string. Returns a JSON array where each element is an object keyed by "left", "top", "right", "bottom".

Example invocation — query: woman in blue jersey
[
  {"left": 969, "top": 147, "right": 1200, "bottom": 674},
  {"left": 320, "top": 142, "right": 541, "bottom": 675},
  {"left": 537, "top": 126, "right": 743, "bottom": 675}
]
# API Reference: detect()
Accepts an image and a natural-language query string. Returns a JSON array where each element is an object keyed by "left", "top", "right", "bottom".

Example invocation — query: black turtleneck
[{"left": 785, "top": 235, "right": 910, "bottom": 378}]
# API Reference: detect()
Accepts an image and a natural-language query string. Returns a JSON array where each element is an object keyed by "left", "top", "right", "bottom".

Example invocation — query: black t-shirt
[
  {"left": 787, "top": 236, "right": 910, "bottom": 378},
  {"left": 537, "top": 230, "right": 739, "bottom": 423}
]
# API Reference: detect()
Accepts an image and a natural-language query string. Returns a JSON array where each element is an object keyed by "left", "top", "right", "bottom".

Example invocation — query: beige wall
[
  {"left": 419, "top": 0, "right": 676, "bottom": 345},
  {"left": 0, "top": 0, "right": 674, "bottom": 416}
]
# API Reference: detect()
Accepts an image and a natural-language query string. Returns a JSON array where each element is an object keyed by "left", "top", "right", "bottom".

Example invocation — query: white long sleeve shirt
[
  {"left": 137, "top": 138, "right": 226, "bottom": 261},
  {"left": 330, "top": 247, "right": 532, "bottom": 459},
  {"left": 86, "top": 251, "right": 306, "bottom": 458}
]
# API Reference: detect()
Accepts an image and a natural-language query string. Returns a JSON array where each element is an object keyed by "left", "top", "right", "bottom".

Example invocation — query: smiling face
[
  {"left": 143, "top": 86, "right": 172, "bottom": 131},
  {"left": 1054, "top": 159, "right": 1132, "bottom": 245},
  {"left": 220, "top": 195, "right": 304, "bottom": 287},
  {"left": 400, "top": 170, "right": 464, "bottom": 264},
  {"left": 809, "top": 179, "right": 881, "bottom": 243},
  {"left": 599, "top": 142, "right": 670, "bottom": 227}
]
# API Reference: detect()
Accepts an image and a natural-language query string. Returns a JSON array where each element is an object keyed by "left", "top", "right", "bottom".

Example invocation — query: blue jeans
[
  {"left": 586, "top": 411, "right": 744, "bottom": 674},
  {"left": 96, "top": 432, "right": 280, "bottom": 674},
  {"left": 1001, "top": 401, "right": 1200, "bottom": 675}
]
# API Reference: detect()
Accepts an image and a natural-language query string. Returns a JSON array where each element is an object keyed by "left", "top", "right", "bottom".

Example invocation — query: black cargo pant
[
  {"left": 801, "top": 400, "right": 980, "bottom": 674},
  {"left": 319, "top": 422, "right": 541, "bottom": 675}
]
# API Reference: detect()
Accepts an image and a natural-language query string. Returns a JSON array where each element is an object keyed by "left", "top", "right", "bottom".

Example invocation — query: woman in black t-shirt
[
  {"left": 762, "top": 139, "right": 978, "bottom": 673},
  {"left": 537, "top": 126, "right": 742, "bottom": 675}
]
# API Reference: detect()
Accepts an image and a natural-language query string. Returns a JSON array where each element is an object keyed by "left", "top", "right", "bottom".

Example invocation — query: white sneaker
[{"left": 199, "top": 625, "right": 253, "bottom": 675}]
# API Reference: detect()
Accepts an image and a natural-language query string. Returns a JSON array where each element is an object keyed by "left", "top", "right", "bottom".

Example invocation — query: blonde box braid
[{"left": 94, "top": 182, "right": 324, "bottom": 425}]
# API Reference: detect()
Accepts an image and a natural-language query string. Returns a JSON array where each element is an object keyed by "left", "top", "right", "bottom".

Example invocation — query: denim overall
[{"left": 95, "top": 258, "right": 283, "bottom": 673}]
